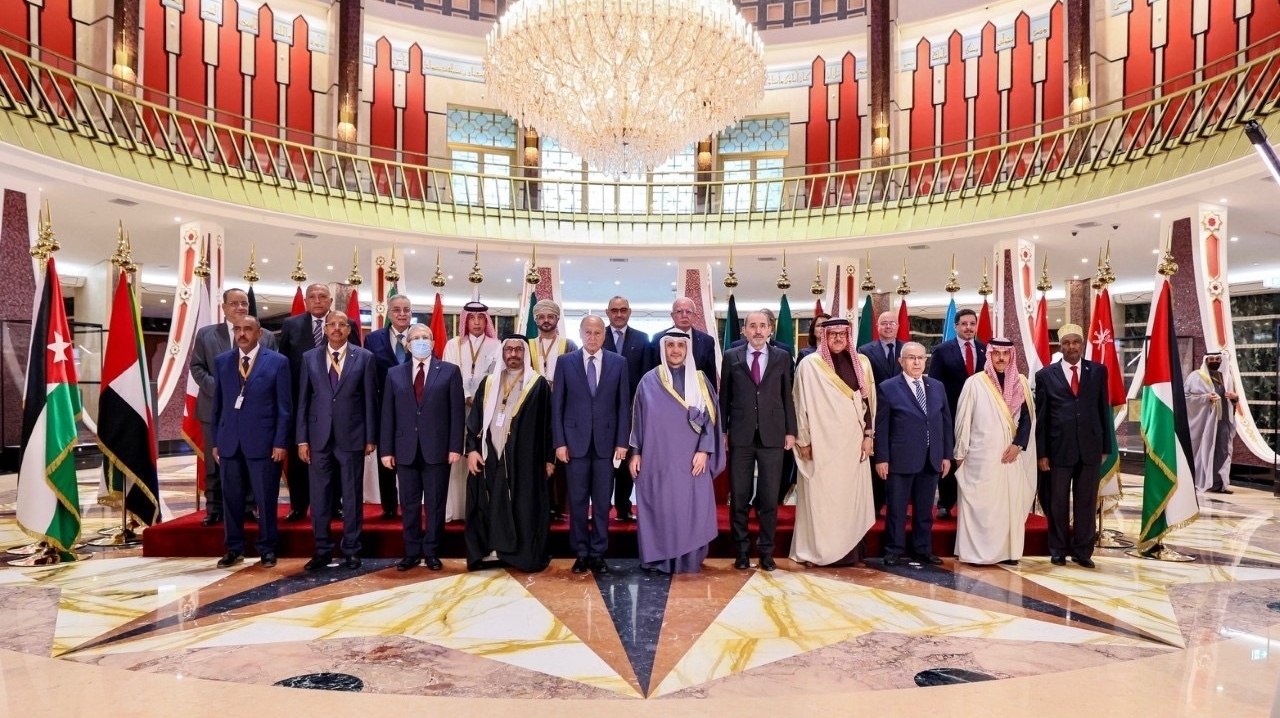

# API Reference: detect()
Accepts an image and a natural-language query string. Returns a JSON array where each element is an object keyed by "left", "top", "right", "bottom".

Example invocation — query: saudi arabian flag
[
  {"left": 383, "top": 283, "right": 398, "bottom": 328},
  {"left": 856, "top": 295, "right": 873, "bottom": 347},
  {"left": 18, "top": 256, "right": 83, "bottom": 557},
  {"left": 1139, "top": 278, "right": 1198, "bottom": 548},
  {"left": 776, "top": 294, "right": 795, "bottom": 359},
  {"left": 523, "top": 290, "right": 538, "bottom": 339}
]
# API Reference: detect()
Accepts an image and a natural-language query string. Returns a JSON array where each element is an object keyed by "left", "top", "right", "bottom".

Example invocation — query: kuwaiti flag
[
  {"left": 1086, "top": 287, "right": 1127, "bottom": 508},
  {"left": 18, "top": 256, "right": 84, "bottom": 556},
  {"left": 1139, "top": 278, "right": 1198, "bottom": 548},
  {"left": 95, "top": 270, "right": 161, "bottom": 525}
]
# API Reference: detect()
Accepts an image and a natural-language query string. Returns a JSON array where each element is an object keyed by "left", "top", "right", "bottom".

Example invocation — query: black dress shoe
[
  {"left": 1050, "top": 555, "right": 1067, "bottom": 566},
  {"left": 244, "top": 510, "right": 258, "bottom": 524},
  {"left": 936, "top": 507, "right": 952, "bottom": 520},
  {"left": 259, "top": 552, "right": 277, "bottom": 568},
  {"left": 619, "top": 513, "right": 637, "bottom": 523},
  {"left": 283, "top": 509, "right": 305, "bottom": 523},
  {"left": 396, "top": 556, "right": 421, "bottom": 571},
  {"left": 571, "top": 557, "right": 589, "bottom": 574},
  {"left": 216, "top": 550, "right": 243, "bottom": 568},
  {"left": 734, "top": 554, "right": 752, "bottom": 570},
  {"left": 1208, "top": 487, "right": 1234, "bottom": 494},
  {"left": 343, "top": 556, "right": 362, "bottom": 570},
  {"left": 916, "top": 554, "right": 944, "bottom": 566},
  {"left": 304, "top": 555, "right": 330, "bottom": 571},
  {"left": 1072, "top": 555, "right": 1096, "bottom": 569},
  {"left": 201, "top": 514, "right": 223, "bottom": 527},
  {"left": 998, "top": 559, "right": 1020, "bottom": 566},
  {"left": 424, "top": 556, "right": 443, "bottom": 571},
  {"left": 883, "top": 554, "right": 902, "bottom": 567},
  {"left": 380, "top": 509, "right": 398, "bottom": 520},
  {"left": 591, "top": 557, "right": 611, "bottom": 574},
  {"left": 759, "top": 555, "right": 777, "bottom": 571}
]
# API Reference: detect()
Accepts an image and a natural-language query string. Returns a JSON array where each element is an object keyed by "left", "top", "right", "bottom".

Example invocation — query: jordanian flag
[
  {"left": 17, "top": 257, "right": 83, "bottom": 557},
  {"left": 1139, "top": 278, "right": 1198, "bottom": 548},
  {"left": 96, "top": 270, "right": 161, "bottom": 526},
  {"left": 1086, "top": 287, "right": 1127, "bottom": 508}
]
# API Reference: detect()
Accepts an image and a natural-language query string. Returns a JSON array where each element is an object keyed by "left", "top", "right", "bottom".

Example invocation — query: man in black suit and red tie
[
  {"left": 1034, "top": 323, "right": 1113, "bottom": 569},
  {"left": 363, "top": 294, "right": 414, "bottom": 519},
  {"left": 602, "top": 295, "right": 650, "bottom": 523},
  {"left": 924, "top": 308, "right": 985, "bottom": 520}
]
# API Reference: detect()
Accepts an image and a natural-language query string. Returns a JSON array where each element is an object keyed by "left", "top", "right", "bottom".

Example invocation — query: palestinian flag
[
  {"left": 776, "top": 294, "right": 796, "bottom": 359},
  {"left": 17, "top": 257, "right": 83, "bottom": 557},
  {"left": 1086, "top": 287, "right": 1127, "bottom": 508},
  {"left": 1139, "top": 278, "right": 1198, "bottom": 548},
  {"left": 976, "top": 299, "right": 993, "bottom": 343},
  {"left": 721, "top": 294, "right": 739, "bottom": 351},
  {"left": 96, "top": 270, "right": 161, "bottom": 526},
  {"left": 855, "top": 295, "right": 872, "bottom": 348}
]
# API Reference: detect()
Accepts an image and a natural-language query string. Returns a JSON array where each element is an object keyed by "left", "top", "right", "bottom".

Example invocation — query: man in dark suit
[
  {"left": 1034, "top": 323, "right": 1113, "bottom": 569},
  {"left": 362, "top": 294, "right": 414, "bottom": 519},
  {"left": 875, "top": 342, "right": 953, "bottom": 567},
  {"left": 552, "top": 315, "right": 631, "bottom": 575},
  {"left": 730, "top": 308, "right": 795, "bottom": 358},
  {"left": 603, "top": 295, "right": 650, "bottom": 523},
  {"left": 649, "top": 296, "right": 718, "bottom": 386},
  {"left": 721, "top": 310, "right": 796, "bottom": 571},
  {"left": 924, "top": 307, "right": 985, "bottom": 520},
  {"left": 190, "top": 288, "right": 275, "bottom": 526},
  {"left": 297, "top": 311, "right": 378, "bottom": 571},
  {"left": 857, "top": 310, "right": 904, "bottom": 515},
  {"left": 279, "top": 283, "right": 362, "bottom": 522},
  {"left": 210, "top": 316, "right": 291, "bottom": 569},
  {"left": 380, "top": 323, "right": 464, "bottom": 571}
]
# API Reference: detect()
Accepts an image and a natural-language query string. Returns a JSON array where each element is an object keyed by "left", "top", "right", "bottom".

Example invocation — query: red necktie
[
  {"left": 1070, "top": 364, "right": 1079, "bottom": 396},
  {"left": 414, "top": 362, "right": 425, "bottom": 402},
  {"left": 751, "top": 350, "right": 762, "bottom": 384},
  {"left": 964, "top": 341, "right": 975, "bottom": 376}
]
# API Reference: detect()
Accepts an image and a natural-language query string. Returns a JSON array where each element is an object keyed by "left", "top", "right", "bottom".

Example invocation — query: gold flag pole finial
[
  {"left": 896, "top": 259, "right": 912, "bottom": 297},
  {"left": 1100, "top": 239, "right": 1116, "bottom": 286},
  {"left": 722, "top": 244, "right": 739, "bottom": 290},
  {"left": 347, "top": 246, "right": 363, "bottom": 286},
  {"left": 944, "top": 252, "right": 960, "bottom": 293},
  {"left": 1091, "top": 247, "right": 1104, "bottom": 290},
  {"left": 30, "top": 201, "right": 55, "bottom": 261},
  {"left": 1036, "top": 255, "right": 1053, "bottom": 293},
  {"left": 860, "top": 252, "right": 877, "bottom": 292},
  {"left": 810, "top": 259, "right": 825, "bottom": 296},
  {"left": 977, "top": 257, "right": 993, "bottom": 297},
  {"left": 1157, "top": 233, "right": 1179, "bottom": 276},
  {"left": 431, "top": 248, "right": 446, "bottom": 288},
  {"left": 110, "top": 221, "right": 131, "bottom": 270},
  {"left": 243, "top": 244, "right": 260, "bottom": 284},
  {"left": 123, "top": 230, "right": 138, "bottom": 275},
  {"left": 525, "top": 244, "right": 541, "bottom": 285},
  {"left": 194, "top": 234, "right": 211, "bottom": 279},
  {"left": 290, "top": 242, "right": 308, "bottom": 283},
  {"left": 468, "top": 244, "right": 484, "bottom": 284},
  {"left": 384, "top": 243, "right": 401, "bottom": 285},
  {"left": 776, "top": 248, "right": 791, "bottom": 290}
]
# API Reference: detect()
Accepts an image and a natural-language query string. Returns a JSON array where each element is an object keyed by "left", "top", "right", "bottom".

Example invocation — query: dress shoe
[
  {"left": 380, "top": 509, "right": 398, "bottom": 520},
  {"left": 244, "top": 510, "right": 258, "bottom": 524},
  {"left": 396, "top": 556, "right": 421, "bottom": 571},
  {"left": 571, "top": 557, "right": 590, "bottom": 574},
  {"left": 259, "top": 552, "right": 277, "bottom": 568},
  {"left": 424, "top": 556, "right": 443, "bottom": 571},
  {"left": 591, "top": 557, "right": 611, "bottom": 575},
  {"left": 1071, "top": 555, "right": 1096, "bottom": 569},
  {"left": 883, "top": 554, "right": 902, "bottom": 567},
  {"left": 758, "top": 555, "right": 777, "bottom": 571},
  {"left": 1050, "top": 555, "right": 1067, "bottom": 566},
  {"left": 283, "top": 509, "right": 305, "bottom": 523},
  {"left": 916, "top": 554, "right": 944, "bottom": 566},
  {"left": 304, "top": 555, "right": 330, "bottom": 571},
  {"left": 216, "top": 550, "right": 243, "bottom": 568},
  {"left": 1208, "top": 487, "right": 1234, "bottom": 494},
  {"left": 343, "top": 556, "right": 362, "bottom": 570},
  {"left": 734, "top": 554, "right": 752, "bottom": 570},
  {"left": 619, "top": 513, "right": 637, "bottom": 523},
  {"left": 936, "top": 507, "right": 952, "bottom": 520},
  {"left": 200, "top": 513, "right": 223, "bottom": 527},
  {"left": 999, "top": 559, "right": 1020, "bottom": 566}
]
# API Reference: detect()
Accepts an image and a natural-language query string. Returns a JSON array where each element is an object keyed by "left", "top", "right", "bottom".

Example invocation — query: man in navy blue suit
[
  {"left": 924, "top": 308, "right": 985, "bottom": 520},
  {"left": 857, "top": 310, "right": 905, "bottom": 515},
  {"left": 211, "top": 316, "right": 292, "bottom": 569},
  {"left": 552, "top": 315, "right": 631, "bottom": 574},
  {"left": 363, "top": 294, "right": 414, "bottom": 519},
  {"left": 296, "top": 311, "right": 379, "bottom": 571},
  {"left": 875, "top": 341, "right": 954, "bottom": 566},
  {"left": 649, "top": 297, "right": 718, "bottom": 386},
  {"left": 379, "top": 323, "right": 465, "bottom": 571},
  {"left": 602, "top": 295, "right": 650, "bottom": 522}
]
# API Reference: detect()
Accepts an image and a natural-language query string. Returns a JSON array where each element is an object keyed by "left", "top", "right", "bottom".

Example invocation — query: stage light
[{"left": 1244, "top": 120, "right": 1280, "bottom": 186}]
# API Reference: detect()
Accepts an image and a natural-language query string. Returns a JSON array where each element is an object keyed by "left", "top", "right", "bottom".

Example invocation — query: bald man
[{"left": 648, "top": 297, "right": 718, "bottom": 386}]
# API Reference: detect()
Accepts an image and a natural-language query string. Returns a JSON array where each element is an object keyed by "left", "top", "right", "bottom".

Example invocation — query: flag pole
[{"left": 1090, "top": 244, "right": 1135, "bottom": 550}]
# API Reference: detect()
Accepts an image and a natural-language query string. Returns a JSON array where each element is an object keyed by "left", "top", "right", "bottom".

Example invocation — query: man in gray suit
[
  {"left": 297, "top": 311, "right": 379, "bottom": 571},
  {"left": 190, "top": 288, "right": 276, "bottom": 526},
  {"left": 720, "top": 310, "right": 796, "bottom": 571}
]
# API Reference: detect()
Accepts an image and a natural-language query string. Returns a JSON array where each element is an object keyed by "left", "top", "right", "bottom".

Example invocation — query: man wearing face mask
[
  {"left": 380, "top": 324, "right": 465, "bottom": 571},
  {"left": 1185, "top": 352, "right": 1238, "bottom": 494}
]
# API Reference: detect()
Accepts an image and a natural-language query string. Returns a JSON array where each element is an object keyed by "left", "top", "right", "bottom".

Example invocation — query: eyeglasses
[
  {"left": 901, "top": 354, "right": 926, "bottom": 361},
  {"left": 672, "top": 309, "right": 696, "bottom": 315}
]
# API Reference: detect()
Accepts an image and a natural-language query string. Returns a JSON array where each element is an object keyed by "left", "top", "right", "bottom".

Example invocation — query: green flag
[
  {"left": 524, "top": 291, "right": 538, "bottom": 338},
  {"left": 722, "top": 294, "right": 739, "bottom": 350},
  {"left": 775, "top": 294, "right": 795, "bottom": 359},
  {"left": 383, "top": 283, "right": 398, "bottom": 328},
  {"left": 856, "top": 295, "right": 874, "bottom": 347}
]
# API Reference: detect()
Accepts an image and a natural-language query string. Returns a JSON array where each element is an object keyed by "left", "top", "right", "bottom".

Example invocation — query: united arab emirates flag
[
  {"left": 17, "top": 256, "right": 83, "bottom": 557},
  {"left": 1139, "top": 278, "right": 1198, "bottom": 548},
  {"left": 96, "top": 270, "right": 161, "bottom": 526}
]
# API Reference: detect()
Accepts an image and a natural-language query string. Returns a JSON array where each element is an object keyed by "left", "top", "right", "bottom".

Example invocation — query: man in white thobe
[
  {"left": 953, "top": 337, "right": 1037, "bottom": 566},
  {"left": 1185, "top": 352, "right": 1238, "bottom": 494},
  {"left": 442, "top": 300, "right": 502, "bottom": 521}
]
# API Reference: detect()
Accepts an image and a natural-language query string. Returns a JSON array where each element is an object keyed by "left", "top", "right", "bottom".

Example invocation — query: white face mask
[{"left": 409, "top": 339, "right": 434, "bottom": 359}]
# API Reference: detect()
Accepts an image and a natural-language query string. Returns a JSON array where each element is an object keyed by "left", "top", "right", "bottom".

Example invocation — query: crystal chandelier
[{"left": 485, "top": 0, "right": 766, "bottom": 178}]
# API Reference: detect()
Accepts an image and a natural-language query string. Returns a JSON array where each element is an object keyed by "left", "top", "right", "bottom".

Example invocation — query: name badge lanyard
[{"left": 235, "top": 353, "right": 257, "bottom": 410}]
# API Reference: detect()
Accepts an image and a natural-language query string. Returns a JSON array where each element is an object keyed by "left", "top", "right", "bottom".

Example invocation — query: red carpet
[{"left": 143, "top": 504, "right": 1050, "bottom": 559}]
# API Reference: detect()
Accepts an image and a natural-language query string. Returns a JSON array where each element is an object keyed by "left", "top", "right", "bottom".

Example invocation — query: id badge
[
  {"left": 234, "top": 395, "right": 244, "bottom": 410},
  {"left": 494, "top": 413, "right": 506, "bottom": 428}
]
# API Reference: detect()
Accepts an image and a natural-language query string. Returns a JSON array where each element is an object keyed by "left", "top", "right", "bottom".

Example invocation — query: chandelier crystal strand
[{"left": 485, "top": 0, "right": 765, "bottom": 178}]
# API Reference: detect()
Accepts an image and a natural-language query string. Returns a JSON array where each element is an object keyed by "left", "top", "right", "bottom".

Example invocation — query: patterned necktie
[
  {"left": 329, "top": 351, "right": 340, "bottom": 390},
  {"left": 394, "top": 333, "right": 406, "bottom": 363},
  {"left": 914, "top": 378, "right": 930, "bottom": 444},
  {"left": 312, "top": 317, "right": 323, "bottom": 347},
  {"left": 751, "top": 350, "right": 762, "bottom": 384},
  {"left": 414, "top": 362, "right": 425, "bottom": 402},
  {"left": 1071, "top": 364, "right": 1079, "bottom": 396},
  {"left": 587, "top": 355, "right": 598, "bottom": 396},
  {"left": 964, "top": 341, "right": 975, "bottom": 375}
]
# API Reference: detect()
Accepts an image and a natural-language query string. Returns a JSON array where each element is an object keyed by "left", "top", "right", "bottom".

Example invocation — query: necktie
[
  {"left": 587, "top": 355, "right": 598, "bottom": 396},
  {"left": 394, "top": 333, "right": 405, "bottom": 363},
  {"left": 751, "top": 350, "right": 762, "bottom": 384},
  {"left": 614, "top": 329, "right": 624, "bottom": 350},
  {"left": 414, "top": 362, "right": 425, "bottom": 402},
  {"left": 312, "top": 317, "right": 323, "bottom": 347},
  {"left": 885, "top": 343, "right": 892, "bottom": 361},
  {"left": 914, "top": 379, "right": 930, "bottom": 444},
  {"left": 1071, "top": 364, "right": 1079, "bottom": 396},
  {"left": 964, "top": 341, "right": 975, "bottom": 375},
  {"left": 329, "top": 351, "right": 340, "bottom": 390},
  {"left": 240, "top": 355, "right": 250, "bottom": 388}
]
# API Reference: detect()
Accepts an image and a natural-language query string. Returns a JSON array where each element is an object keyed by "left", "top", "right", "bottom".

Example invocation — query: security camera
[
  {"left": 1112, "top": 223, "right": 1120, "bottom": 231},
  {"left": 1071, "top": 230, "right": 1079, "bottom": 237}
]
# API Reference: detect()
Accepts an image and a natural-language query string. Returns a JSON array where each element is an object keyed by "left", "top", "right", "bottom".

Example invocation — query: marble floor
[{"left": 0, "top": 458, "right": 1278, "bottom": 717}]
